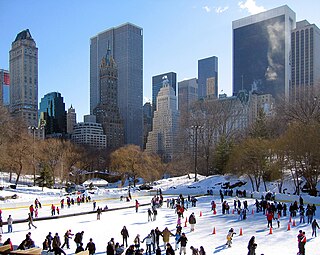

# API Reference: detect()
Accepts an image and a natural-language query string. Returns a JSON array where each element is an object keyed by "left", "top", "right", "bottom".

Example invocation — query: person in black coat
[
  {"left": 121, "top": 226, "right": 129, "bottom": 247},
  {"left": 86, "top": 238, "right": 96, "bottom": 255},
  {"left": 247, "top": 236, "right": 257, "bottom": 255},
  {"left": 166, "top": 243, "right": 175, "bottom": 255}
]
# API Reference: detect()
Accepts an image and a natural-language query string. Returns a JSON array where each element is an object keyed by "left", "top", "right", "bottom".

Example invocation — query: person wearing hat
[{"left": 226, "top": 228, "right": 236, "bottom": 248}]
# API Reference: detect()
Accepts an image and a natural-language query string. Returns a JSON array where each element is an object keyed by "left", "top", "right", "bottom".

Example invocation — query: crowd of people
[{"left": 0, "top": 188, "right": 319, "bottom": 255}]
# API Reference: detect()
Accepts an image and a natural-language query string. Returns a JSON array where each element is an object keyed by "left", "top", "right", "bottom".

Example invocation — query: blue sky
[{"left": 1, "top": 0, "right": 320, "bottom": 122}]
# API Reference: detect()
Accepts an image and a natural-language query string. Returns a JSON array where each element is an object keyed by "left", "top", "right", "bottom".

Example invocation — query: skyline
[{"left": 1, "top": 0, "right": 320, "bottom": 122}]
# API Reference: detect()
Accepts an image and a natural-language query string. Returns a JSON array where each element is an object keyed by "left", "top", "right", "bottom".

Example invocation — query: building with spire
[
  {"left": 90, "top": 23, "right": 143, "bottom": 147},
  {"left": 93, "top": 46, "right": 124, "bottom": 149},
  {"left": 67, "top": 105, "right": 76, "bottom": 134},
  {"left": 146, "top": 76, "right": 180, "bottom": 162},
  {"left": 9, "top": 29, "right": 38, "bottom": 127}
]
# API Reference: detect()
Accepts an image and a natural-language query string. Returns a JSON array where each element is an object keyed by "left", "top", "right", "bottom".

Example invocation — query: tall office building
[
  {"left": 67, "top": 105, "right": 77, "bottom": 134},
  {"left": 233, "top": 5, "right": 296, "bottom": 100},
  {"left": 93, "top": 48, "right": 124, "bottom": 149},
  {"left": 39, "top": 92, "right": 66, "bottom": 136},
  {"left": 198, "top": 56, "right": 218, "bottom": 99},
  {"left": 9, "top": 29, "right": 38, "bottom": 127},
  {"left": 0, "top": 69, "right": 10, "bottom": 106},
  {"left": 178, "top": 78, "right": 198, "bottom": 116},
  {"left": 146, "top": 77, "right": 180, "bottom": 162},
  {"left": 143, "top": 102, "right": 152, "bottom": 149},
  {"left": 291, "top": 20, "right": 320, "bottom": 100},
  {"left": 152, "top": 72, "right": 177, "bottom": 113},
  {"left": 90, "top": 23, "right": 143, "bottom": 147}
]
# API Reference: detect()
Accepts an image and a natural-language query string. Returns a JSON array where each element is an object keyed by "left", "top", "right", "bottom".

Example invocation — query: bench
[
  {"left": 75, "top": 251, "right": 89, "bottom": 255},
  {"left": 10, "top": 248, "right": 42, "bottom": 255},
  {"left": 0, "top": 244, "right": 11, "bottom": 252}
]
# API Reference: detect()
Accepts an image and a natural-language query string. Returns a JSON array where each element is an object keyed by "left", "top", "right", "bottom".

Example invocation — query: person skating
[
  {"left": 311, "top": 219, "right": 320, "bottom": 237},
  {"left": 148, "top": 208, "right": 153, "bottom": 222},
  {"left": 177, "top": 232, "right": 188, "bottom": 255},
  {"left": 161, "top": 227, "right": 174, "bottom": 249},
  {"left": 61, "top": 229, "right": 73, "bottom": 249},
  {"left": 135, "top": 200, "right": 139, "bottom": 213},
  {"left": 174, "top": 230, "right": 181, "bottom": 251},
  {"left": 247, "top": 236, "right": 257, "bottom": 255},
  {"left": 298, "top": 231, "right": 307, "bottom": 255},
  {"left": 155, "top": 227, "right": 161, "bottom": 249},
  {"left": 97, "top": 207, "right": 102, "bottom": 220},
  {"left": 199, "top": 246, "right": 205, "bottom": 255},
  {"left": 188, "top": 213, "right": 196, "bottom": 232},
  {"left": 52, "top": 232, "right": 66, "bottom": 255},
  {"left": 74, "top": 231, "right": 84, "bottom": 248},
  {"left": 190, "top": 246, "right": 199, "bottom": 255},
  {"left": 166, "top": 243, "right": 175, "bottom": 255},
  {"left": 86, "top": 238, "right": 96, "bottom": 255},
  {"left": 115, "top": 242, "right": 125, "bottom": 255},
  {"left": 226, "top": 228, "right": 236, "bottom": 248},
  {"left": 27, "top": 213, "right": 37, "bottom": 229},
  {"left": 7, "top": 215, "right": 13, "bottom": 233},
  {"left": 141, "top": 233, "right": 153, "bottom": 255},
  {"left": 46, "top": 232, "right": 54, "bottom": 252},
  {"left": 107, "top": 238, "right": 115, "bottom": 255},
  {"left": 153, "top": 207, "right": 158, "bottom": 221},
  {"left": 134, "top": 234, "right": 141, "bottom": 250},
  {"left": 121, "top": 226, "right": 129, "bottom": 247},
  {"left": 125, "top": 245, "right": 135, "bottom": 255}
]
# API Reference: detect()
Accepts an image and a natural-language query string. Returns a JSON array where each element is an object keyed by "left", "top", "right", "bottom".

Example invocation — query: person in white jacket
[{"left": 141, "top": 234, "right": 153, "bottom": 255}]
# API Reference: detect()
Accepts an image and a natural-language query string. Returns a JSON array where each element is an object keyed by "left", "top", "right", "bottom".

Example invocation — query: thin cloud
[
  {"left": 203, "top": 6, "right": 211, "bottom": 13},
  {"left": 238, "top": 0, "right": 266, "bottom": 15},
  {"left": 215, "top": 6, "right": 229, "bottom": 14}
]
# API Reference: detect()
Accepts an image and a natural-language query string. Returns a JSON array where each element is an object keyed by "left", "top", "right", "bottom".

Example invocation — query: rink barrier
[{"left": 0, "top": 202, "right": 151, "bottom": 225}]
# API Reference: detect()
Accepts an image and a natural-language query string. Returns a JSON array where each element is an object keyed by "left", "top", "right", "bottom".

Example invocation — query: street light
[{"left": 191, "top": 125, "right": 202, "bottom": 182}]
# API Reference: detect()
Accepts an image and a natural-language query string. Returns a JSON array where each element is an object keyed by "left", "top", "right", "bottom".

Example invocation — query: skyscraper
[
  {"left": 90, "top": 23, "right": 143, "bottom": 147},
  {"left": 93, "top": 47, "right": 124, "bottom": 149},
  {"left": 0, "top": 69, "right": 10, "bottom": 106},
  {"left": 143, "top": 102, "right": 152, "bottom": 149},
  {"left": 233, "top": 5, "right": 295, "bottom": 100},
  {"left": 178, "top": 78, "right": 198, "bottom": 116},
  {"left": 9, "top": 29, "right": 38, "bottom": 126},
  {"left": 152, "top": 72, "right": 177, "bottom": 113},
  {"left": 146, "top": 77, "right": 180, "bottom": 162},
  {"left": 39, "top": 92, "right": 66, "bottom": 136},
  {"left": 291, "top": 20, "right": 320, "bottom": 99},
  {"left": 198, "top": 56, "right": 218, "bottom": 99},
  {"left": 67, "top": 105, "right": 76, "bottom": 134}
]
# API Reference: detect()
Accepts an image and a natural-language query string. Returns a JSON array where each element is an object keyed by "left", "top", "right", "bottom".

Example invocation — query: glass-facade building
[
  {"left": 90, "top": 23, "right": 143, "bottom": 147},
  {"left": 39, "top": 92, "right": 67, "bottom": 136},
  {"left": 152, "top": 72, "right": 177, "bottom": 113},
  {"left": 233, "top": 5, "right": 296, "bottom": 100},
  {"left": 198, "top": 56, "right": 218, "bottom": 99},
  {"left": 291, "top": 20, "right": 320, "bottom": 100}
]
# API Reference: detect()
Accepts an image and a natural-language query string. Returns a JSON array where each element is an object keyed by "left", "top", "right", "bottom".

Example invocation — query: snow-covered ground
[{"left": 0, "top": 174, "right": 320, "bottom": 255}]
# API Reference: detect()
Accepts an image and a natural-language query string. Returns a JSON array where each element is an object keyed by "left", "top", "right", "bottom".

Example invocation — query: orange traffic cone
[
  {"left": 287, "top": 223, "right": 291, "bottom": 231},
  {"left": 269, "top": 227, "right": 273, "bottom": 234},
  {"left": 212, "top": 227, "right": 216, "bottom": 234},
  {"left": 184, "top": 217, "right": 187, "bottom": 227},
  {"left": 293, "top": 220, "right": 296, "bottom": 227},
  {"left": 200, "top": 211, "right": 202, "bottom": 217},
  {"left": 239, "top": 228, "right": 243, "bottom": 236}
]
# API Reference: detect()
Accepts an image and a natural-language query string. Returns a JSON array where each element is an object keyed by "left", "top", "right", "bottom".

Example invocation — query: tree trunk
[{"left": 248, "top": 175, "right": 255, "bottom": 192}]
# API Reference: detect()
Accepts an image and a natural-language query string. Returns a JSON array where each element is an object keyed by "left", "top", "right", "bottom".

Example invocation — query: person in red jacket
[
  {"left": 298, "top": 231, "right": 307, "bottom": 255},
  {"left": 3, "top": 238, "right": 13, "bottom": 251},
  {"left": 135, "top": 200, "right": 139, "bottom": 213},
  {"left": 266, "top": 211, "right": 274, "bottom": 228}
]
